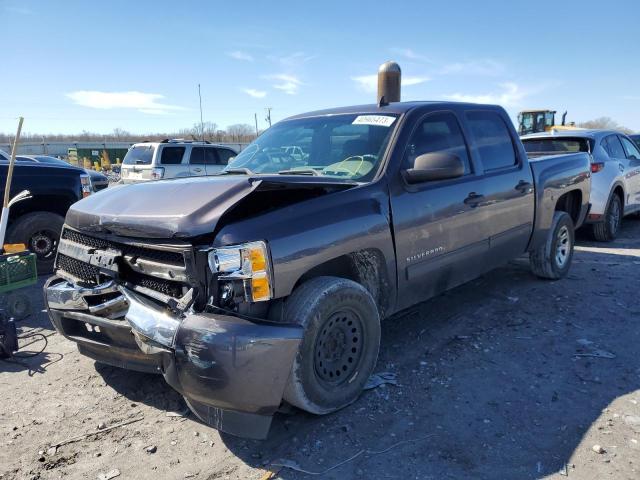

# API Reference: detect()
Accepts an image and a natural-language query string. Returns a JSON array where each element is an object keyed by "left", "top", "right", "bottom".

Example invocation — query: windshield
[
  {"left": 123, "top": 145, "right": 155, "bottom": 165},
  {"left": 225, "top": 113, "right": 398, "bottom": 180},
  {"left": 522, "top": 137, "right": 592, "bottom": 154}
]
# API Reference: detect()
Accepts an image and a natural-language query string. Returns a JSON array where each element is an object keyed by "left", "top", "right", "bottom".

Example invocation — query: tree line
[{"left": 0, "top": 122, "right": 259, "bottom": 144}]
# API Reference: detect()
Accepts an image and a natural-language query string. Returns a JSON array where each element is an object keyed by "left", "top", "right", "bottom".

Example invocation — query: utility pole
[
  {"left": 265, "top": 107, "right": 272, "bottom": 128},
  {"left": 254, "top": 113, "right": 259, "bottom": 137},
  {"left": 198, "top": 83, "right": 204, "bottom": 141}
]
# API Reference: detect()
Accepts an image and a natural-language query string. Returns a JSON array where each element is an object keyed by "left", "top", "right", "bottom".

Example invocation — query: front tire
[
  {"left": 7, "top": 212, "right": 65, "bottom": 275},
  {"left": 530, "top": 211, "right": 574, "bottom": 280},
  {"left": 282, "top": 276, "right": 380, "bottom": 415},
  {"left": 592, "top": 194, "right": 622, "bottom": 242}
]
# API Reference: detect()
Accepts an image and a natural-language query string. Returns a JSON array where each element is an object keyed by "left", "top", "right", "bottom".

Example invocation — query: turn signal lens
[
  {"left": 251, "top": 274, "right": 271, "bottom": 302},
  {"left": 591, "top": 162, "right": 605, "bottom": 173},
  {"left": 245, "top": 246, "right": 267, "bottom": 272}
]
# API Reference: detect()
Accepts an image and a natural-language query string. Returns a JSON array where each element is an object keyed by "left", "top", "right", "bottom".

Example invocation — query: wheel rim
[
  {"left": 29, "top": 230, "right": 57, "bottom": 259},
  {"left": 555, "top": 225, "right": 571, "bottom": 267},
  {"left": 609, "top": 198, "right": 621, "bottom": 234},
  {"left": 314, "top": 309, "right": 364, "bottom": 386}
]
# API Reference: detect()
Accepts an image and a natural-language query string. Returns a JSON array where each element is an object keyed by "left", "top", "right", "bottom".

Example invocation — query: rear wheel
[
  {"left": 7, "top": 212, "right": 65, "bottom": 275},
  {"left": 530, "top": 211, "right": 575, "bottom": 280},
  {"left": 592, "top": 194, "right": 622, "bottom": 242},
  {"left": 282, "top": 276, "right": 380, "bottom": 414}
]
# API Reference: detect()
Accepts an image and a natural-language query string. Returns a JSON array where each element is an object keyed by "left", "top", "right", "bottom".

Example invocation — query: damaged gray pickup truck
[{"left": 44, "top": 70, "right": 591, "bottom": 439}]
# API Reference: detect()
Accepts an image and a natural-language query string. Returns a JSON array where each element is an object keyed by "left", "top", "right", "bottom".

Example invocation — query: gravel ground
[{"left": 1, "top": 220, "right": 639, "bottom": 480}]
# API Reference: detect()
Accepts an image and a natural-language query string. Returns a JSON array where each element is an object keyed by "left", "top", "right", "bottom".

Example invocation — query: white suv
[{"left": 120, "top": 140, "right": 236, "bottom": 184}]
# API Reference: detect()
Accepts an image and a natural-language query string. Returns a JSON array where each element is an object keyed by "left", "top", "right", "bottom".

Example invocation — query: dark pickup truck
[
  {"left": 0, "top": 150, "right": 92, "bottom": 273},
  {"left": 44, "top": 75, "right": 591, "bottom": 438}
]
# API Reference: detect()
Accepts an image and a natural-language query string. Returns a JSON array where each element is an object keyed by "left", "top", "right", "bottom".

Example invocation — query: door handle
[
  {"left": 193, "top": 168, "right": 203, "bottom": 173},
  {"left": 464, "top": 192, "right": 484, "bottom": 207},
  {"left": 515, "top": 180, "right": 533, "bottom": 193}
]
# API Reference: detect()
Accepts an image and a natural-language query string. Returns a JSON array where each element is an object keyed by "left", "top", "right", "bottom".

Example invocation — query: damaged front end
[{"left": 45, "top": 226, "right": 302, "bottom": 439}]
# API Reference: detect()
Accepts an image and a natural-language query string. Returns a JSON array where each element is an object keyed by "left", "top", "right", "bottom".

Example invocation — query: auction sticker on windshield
[{"left": 352, "top": 115, "right": 396, "bottom": 127}]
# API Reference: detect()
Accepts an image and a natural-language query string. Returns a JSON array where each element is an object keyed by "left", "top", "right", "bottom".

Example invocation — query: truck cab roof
[{"left": 284, "top": 101, "right": 504, "bottom": 121}]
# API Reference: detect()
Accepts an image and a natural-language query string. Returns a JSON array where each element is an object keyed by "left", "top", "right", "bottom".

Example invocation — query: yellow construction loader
[{"left": 517, "top": 110, "right": 580, "bottom": 136}]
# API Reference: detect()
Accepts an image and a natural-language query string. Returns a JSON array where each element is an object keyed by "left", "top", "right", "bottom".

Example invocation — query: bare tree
[
  {"left": 578, "top": 117, "right": 633, "bottom": 134},
  {"left": 226, "top": 124, "right": 255, "bottom": 143}
]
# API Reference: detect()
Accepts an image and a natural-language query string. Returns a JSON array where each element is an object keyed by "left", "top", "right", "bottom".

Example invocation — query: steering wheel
[{"left": 323, "top": 155, "right": 375, "bottom": 177}]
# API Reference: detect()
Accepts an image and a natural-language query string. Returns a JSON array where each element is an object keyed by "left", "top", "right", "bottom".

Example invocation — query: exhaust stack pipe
[{"left": 377, "top": 61, "right": 401, "bottom": 107}]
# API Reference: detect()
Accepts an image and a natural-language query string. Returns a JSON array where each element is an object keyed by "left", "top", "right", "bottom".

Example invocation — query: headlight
[{"left": 208, "top": 241, "right": 273, "bottom": 302}]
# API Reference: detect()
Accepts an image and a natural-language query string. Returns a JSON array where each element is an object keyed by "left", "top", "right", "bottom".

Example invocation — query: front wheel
[
  {"left": 282, "top": 276, "right": 380, "bottom": 415},
  {"left": 7, "top": 212, "right": 65, "bottom": 275},
  {"left": 530, "top": 211, "right": 575, "bottom": 280}
]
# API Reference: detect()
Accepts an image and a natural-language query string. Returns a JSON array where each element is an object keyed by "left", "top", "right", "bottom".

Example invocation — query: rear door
[
  {"left": 188, "top": 146, "right": 208, "bottom": 177},
  {"left": 603, "top": 135, "right": 633, "bottom": 206},
  {"left": 213, "top": 147, "right": 236, "bottom": 172},
  {"left": 158, "top": 145, "right": 187, "bottom": 178},
  {"left": 202, "top": 147, "right": 224, "bottom": 175},
  {"left": 390, "top": 110, "right": 490, "bottom": 310},
  {"left": 463, "top": 110, "right": 535, "bottom": 267},
  {"left": 619, "top": 135, "right": 640, "bottom": 210}
]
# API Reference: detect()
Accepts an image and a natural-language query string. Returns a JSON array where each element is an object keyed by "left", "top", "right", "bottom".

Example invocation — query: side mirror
[{"left": 403, "top": 152, "right": 465, "bottom": 183}]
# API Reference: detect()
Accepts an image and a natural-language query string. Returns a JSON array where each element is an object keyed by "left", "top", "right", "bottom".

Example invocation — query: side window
[
  {"left": 189, "top": 147, "right": 204, "bottom": 164},
  {"left": 160, "top": 147, "right": 185, "bottom": 165},
  {"left": 216, "top": 148, "right": 235, "bottom": 165},
  {"left": 191, "top": 147, "right": 219, "bottom": 164},
  {"left": 465, "top": 111, "right": 517, "bottom": 171},
  {"left": 620, "top": 136, "right": 640, "bottom": 160},
  {"left": 604, "top": 135, "right": 626, "bottom": 159},
  {"left": 404, "top": 112, "right": 472, "bottom": 175}
]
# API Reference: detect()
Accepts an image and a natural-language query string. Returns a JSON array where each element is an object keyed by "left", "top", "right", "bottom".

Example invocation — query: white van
[{"left": 120, "top": 140, "right": 236, "bottom": 184}]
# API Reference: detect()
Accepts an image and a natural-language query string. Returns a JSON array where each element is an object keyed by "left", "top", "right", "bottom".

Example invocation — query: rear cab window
[
  {"left": 160, "top": 146, "right": 186, "bottom": 165},
  {"left": 123, "top": 145, "right": 155, "bottom": 165},
  {"left": 522, "top": 137, "right": 593, "bottom": 154},
  {"left": 465, "top": 111, "right": 517, "bottom": 171}
]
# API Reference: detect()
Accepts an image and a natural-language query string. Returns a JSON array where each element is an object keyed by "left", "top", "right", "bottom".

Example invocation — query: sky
[{"left": 1, "top": 0, "right": 639, "bottom": 135}]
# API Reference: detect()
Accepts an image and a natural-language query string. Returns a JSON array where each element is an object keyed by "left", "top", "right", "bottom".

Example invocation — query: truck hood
[{"left": 65, "top": 175, "right": 355, "bottom": 239}]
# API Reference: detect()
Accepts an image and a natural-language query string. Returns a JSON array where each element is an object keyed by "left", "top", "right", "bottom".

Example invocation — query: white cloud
[
  {"left": 351, "top": 74, "right": 429, "bottom": 93},
  {"left": 66, "top": 91, "right": 184, "bottom": 115},
  {"left": 268, "top": 52, "right": 314, "bottom": 68},
  {"left": 243, "top": 88, "right": 267, "bottom": 99},
  {"left": 389, "top": 48, "right": 429, "bottom": 62},
  {"left": 264, "top": 74, "right": 303, "bottom": 95},
  {"left": 227, "top": 50, "right": 253, "bottom": 62},
  {"left": 444, "top": 82, "right": 527, "bottom": 107},
  {"left": 439, "top": 59, "right": 505, "bottom": 76}
]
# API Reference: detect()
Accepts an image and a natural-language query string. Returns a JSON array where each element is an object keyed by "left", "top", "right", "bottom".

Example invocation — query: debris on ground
[
  {"left": 97, "top": 468, "right": 120, "bottom": 480},
  {"left": 364, "top": 372, "right": 398, "bottom": 390},
  {"left": 592, "top": 444, "right": 606, "bottom": 454}
]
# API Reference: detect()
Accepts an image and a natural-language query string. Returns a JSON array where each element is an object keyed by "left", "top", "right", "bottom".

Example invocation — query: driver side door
[{"left": 390, "top": 110, "right": 490, "bottom": 310}]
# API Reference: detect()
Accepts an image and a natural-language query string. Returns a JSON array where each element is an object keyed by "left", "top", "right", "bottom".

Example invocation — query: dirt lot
[{"left": 1, "top": 220, "right": 639, "bottom": 480}]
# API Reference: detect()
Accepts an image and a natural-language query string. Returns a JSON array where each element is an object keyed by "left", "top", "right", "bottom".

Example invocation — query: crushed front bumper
[{"left": 44, "top": 276, "right": 303, "bottom": 439}]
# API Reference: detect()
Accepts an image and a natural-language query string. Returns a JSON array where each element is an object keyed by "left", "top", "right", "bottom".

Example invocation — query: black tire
[
  {"left": 7, "top": 212, "right": 65, "bottom": 275},
  {"left": 282, "top": 276, "right": 380, "bottom": 415},
  {"left": 592, "top": 194, "right": 622, "bottom": 242},
  {"left": 6, "top": 292, "right": 32, "bottom": 320},
  {"left": 530, "top": 211, "right": 575, "bottom": 280}
]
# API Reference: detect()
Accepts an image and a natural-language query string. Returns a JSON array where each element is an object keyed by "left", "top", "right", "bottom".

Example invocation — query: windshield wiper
[
  {"left": 277, "top": 168, "right": 320, "bottom": 176},
  {"left": 219, "top": 167, "right": 254, "bottom": 175}
]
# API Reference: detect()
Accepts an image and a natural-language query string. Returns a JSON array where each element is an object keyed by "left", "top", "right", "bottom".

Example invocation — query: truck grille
[
  {"left": 56, "top": 253, "right": 100, "bottom": 283},
  {"left": 61, "top": 229, "right": 184, "bottom": 265},
  {"left": 55, "top": 227, "right": 188, "bottom": 299}
]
